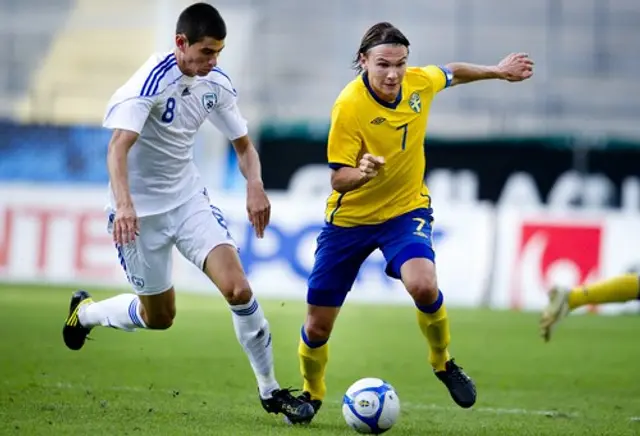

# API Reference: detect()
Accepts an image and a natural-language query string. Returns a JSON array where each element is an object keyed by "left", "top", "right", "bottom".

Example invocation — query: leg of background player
[
  {"left": 567, "top": 274, "right": 640, "bottom": 309},
  {"left": 540, "top": 274, "right": 640, "bottom": 341}
]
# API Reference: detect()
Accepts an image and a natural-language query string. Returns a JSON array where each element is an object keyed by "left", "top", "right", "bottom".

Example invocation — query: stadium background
[{"left": 1, "top": 0, "right": 640, "bottom": 312}]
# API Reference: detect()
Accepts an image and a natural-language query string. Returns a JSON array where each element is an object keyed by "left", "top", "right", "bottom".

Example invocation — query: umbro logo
[
  {"left": 370, "top": 117, "right": 386, "bottom": 125},
  {"left": 181, "top": 87, "right": 190, "bottom": 97}
]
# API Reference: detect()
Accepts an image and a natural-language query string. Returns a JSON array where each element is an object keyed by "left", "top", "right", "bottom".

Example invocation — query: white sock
[
  {"left": 230, "top": 296, "right": 280, "bottom": 398},
  {"left": 78, "top": 294, "right": 147, "bottom": 331}
]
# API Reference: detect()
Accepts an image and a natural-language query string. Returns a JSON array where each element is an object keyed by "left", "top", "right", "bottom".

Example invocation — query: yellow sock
[
  {"left": 416, "top": 292, "right": 451, "bottom": 372},
  {"left": 298, "top": 328, "right": 328, "bottom": 401},
  {"left": 568, "top": 274, "right": 639, "bottom": 309}
]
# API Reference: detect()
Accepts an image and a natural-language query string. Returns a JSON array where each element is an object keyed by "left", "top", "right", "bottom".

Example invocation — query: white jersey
[{"left": 103, "top": 51, "right": 247, "bottom": 216}]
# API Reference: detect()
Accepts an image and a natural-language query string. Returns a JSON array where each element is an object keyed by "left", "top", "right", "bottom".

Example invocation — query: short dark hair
[
  {"left": 352, "top": 22, "right": 410, "bottom": 73},
  {"left": 176, "top": 2, "right": 226, "bottom": 44}
]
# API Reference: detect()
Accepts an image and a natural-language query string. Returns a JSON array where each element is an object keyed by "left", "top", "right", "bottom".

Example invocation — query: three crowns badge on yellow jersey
[{"left": 409, "top": 92, "right": 421, "bottom": 113}]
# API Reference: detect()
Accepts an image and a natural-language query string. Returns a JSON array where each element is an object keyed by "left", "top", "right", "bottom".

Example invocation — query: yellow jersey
[{"left": 324, "top": 65, "right": 451, "bottom": 227}]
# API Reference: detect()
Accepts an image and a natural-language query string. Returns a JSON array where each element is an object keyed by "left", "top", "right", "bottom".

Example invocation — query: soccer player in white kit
[{"left": 61, "top": 2, "right": 313, "bottom": 423}]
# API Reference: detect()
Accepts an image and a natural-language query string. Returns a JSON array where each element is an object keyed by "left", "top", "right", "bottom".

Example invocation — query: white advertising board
[{"left": 0, "top": 186, "right": 493, "bottom": 308}]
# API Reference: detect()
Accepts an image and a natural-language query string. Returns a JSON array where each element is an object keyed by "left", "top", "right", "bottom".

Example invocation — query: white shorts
[{"left": 107, "top": 189, "right": 236, "bottom": 295}]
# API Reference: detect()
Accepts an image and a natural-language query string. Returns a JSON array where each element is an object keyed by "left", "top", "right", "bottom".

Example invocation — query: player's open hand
[
  {"left": 246, "top": 180, "right": 271, "bottom": 239},
  {"left": 113, "top": 204, "right": 139, "bottom": 246},
  {"left": 497, "top": 53, "right": 534, "bottom": 82},
  {"left": 359, "top": 153, "right": 385, "bottom": 180}
]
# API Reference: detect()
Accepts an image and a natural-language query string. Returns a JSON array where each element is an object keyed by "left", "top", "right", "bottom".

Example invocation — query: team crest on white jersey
[
  {"left": 202, "top": 93, "right": 217, "bottom": 113},
  {"left": 408, "top": 92, "right": 421, "bottom": 113}
]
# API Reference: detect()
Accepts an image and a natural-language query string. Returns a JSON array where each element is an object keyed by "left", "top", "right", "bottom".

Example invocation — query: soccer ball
[{"left": 342, "top": 378, "right": 400, "bottom": 434}]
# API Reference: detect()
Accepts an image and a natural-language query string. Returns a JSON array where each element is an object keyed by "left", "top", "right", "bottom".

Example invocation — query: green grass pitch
[{"left": 1, "top": 283, "right": 640, "bottom": 435}]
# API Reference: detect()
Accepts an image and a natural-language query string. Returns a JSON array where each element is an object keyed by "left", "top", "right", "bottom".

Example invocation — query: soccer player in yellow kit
[
  {"left": 293, "top": 22, "right": 534, "bottom": 422},
  {"left": 541, "top": 274, "right": 640, "bottom": 341}
]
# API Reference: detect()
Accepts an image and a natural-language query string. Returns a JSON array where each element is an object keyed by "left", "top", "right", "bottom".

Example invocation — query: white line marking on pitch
[
  {"left": 327, "top": 399, "right": 579, "bottom": 418},
  {"left": 8, "top": 381, "right": 583, "bottom": 419}
]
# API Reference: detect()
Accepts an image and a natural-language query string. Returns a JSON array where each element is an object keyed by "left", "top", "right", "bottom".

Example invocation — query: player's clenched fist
[{"left": 359, "top": 153, "right": 385, "bottom": 180}]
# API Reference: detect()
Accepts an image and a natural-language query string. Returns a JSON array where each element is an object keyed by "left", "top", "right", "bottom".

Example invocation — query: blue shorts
[{"left": 307, "top": 208, "right": 435, "bottom": 307}]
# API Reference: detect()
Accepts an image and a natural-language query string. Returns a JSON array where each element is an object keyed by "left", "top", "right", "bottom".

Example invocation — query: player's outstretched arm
[
  {"left": 231, "top": 135, "right": 270, "bottom": 239},
  {"left": 107, "top": 129, "right": 139, "bottom": 245},
  {"left": 445, "top": 53, "right": 534, "bottom": 87}
]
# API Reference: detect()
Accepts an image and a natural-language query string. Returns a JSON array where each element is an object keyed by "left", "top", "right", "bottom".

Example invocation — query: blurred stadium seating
[
  {"left": 1, "top": 0, "right": 639, "bottom": 136},
  {"left": 7, "top": 0, "right": 156, "bottom": 124}
]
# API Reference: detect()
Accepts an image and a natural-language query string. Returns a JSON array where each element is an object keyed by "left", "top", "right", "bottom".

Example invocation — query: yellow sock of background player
[{"left": 568, "top": 274, "right": 640, "bottom": 309}]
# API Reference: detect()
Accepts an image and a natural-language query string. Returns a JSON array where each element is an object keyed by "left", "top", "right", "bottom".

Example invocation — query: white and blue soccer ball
[{"left": 342, "top": 378, "right": 400, "bottom": 434}]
